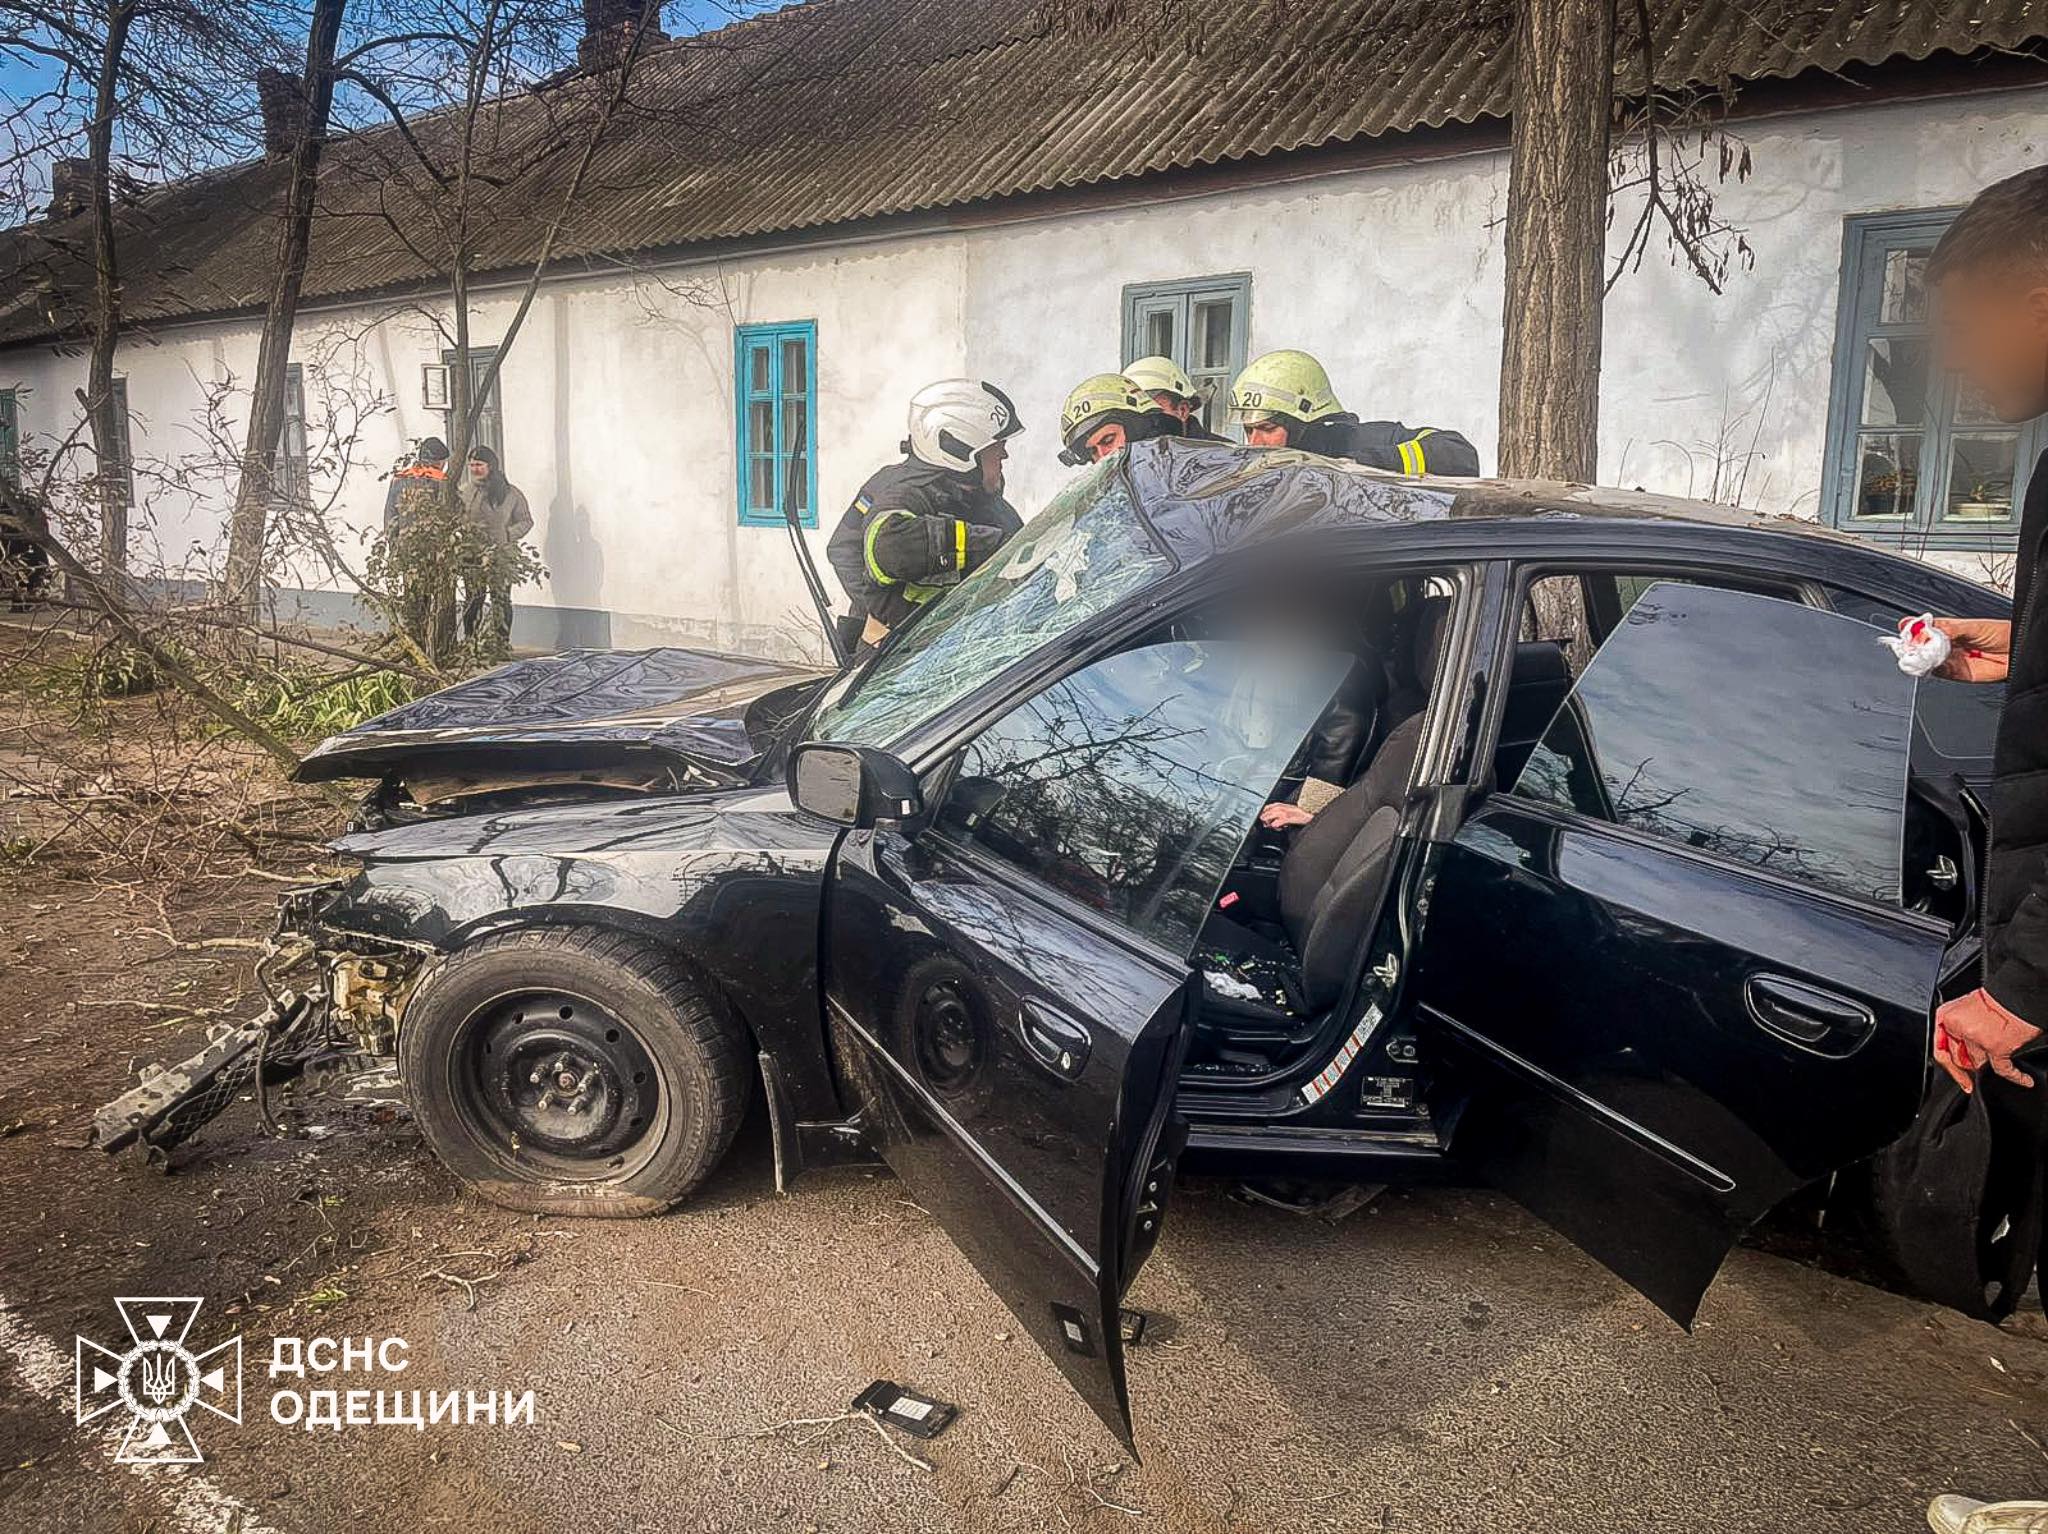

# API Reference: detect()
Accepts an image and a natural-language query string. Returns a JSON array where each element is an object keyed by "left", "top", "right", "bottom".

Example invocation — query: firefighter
[
  {"left": 1227, "top": 350, "right": 1480, "bottom": 476},
  {"left": 827, "top": 379, "right": 1025, "bottom": 649},
  {"left": 1122, "top": 354, "right": 1225, "bottom": 442},
  {"left": 1056, "top": 373, "right": 1182, "bottom": 466}
]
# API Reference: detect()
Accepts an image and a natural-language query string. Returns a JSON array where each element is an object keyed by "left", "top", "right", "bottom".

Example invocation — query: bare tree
[
  {"left": 1498, "top": 0, "right": 1755, "bottom": 485},
  {"left": 0, "top": 0, "right": 284, "bottom": 571},
  {"left": 314, "top": 0, "right": 707, "bottom": 660},
  {"left": 78, "top": 0, "right": 137, "bottom": 570},
  {"left": 223, "top": 0, "right": 348, "bottom": 616},
  {"left": 1497, "top": 0, "right": 1614, "bottom": 484},
  {"left": 329, "top": 0, "right": 668, "bottom": 474}
]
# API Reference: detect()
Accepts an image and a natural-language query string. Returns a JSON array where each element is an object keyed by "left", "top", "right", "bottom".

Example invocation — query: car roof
[{"left": 1123, "top": 437, "right": 1871, "bottom": 561}]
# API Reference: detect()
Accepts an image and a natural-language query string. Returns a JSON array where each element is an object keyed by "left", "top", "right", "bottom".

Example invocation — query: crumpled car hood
[{"left": 295, "top": 647, "right": 831, "bottom": 783}]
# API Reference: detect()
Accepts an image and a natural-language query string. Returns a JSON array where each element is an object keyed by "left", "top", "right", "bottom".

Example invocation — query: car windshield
[{"left": 808, "top": 460, "right": 1171, "bottom": 748}]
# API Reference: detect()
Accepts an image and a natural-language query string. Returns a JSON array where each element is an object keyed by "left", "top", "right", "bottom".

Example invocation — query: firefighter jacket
[
  {"left": 1296, "top": 415, "right": 1480, "bottom": 477},
  {"left": 827, "top": 458, "right": 1023, "bottom": 635}
]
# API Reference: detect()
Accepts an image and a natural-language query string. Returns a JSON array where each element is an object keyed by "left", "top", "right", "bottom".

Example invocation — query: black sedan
[{"left": 122, "top": 440, "right": 2012, "bottom": 1447}]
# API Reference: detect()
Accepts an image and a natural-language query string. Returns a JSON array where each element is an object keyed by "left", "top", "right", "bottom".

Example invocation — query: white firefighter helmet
[
  {"left": 906, "top": 379, "right": 1025, "bottom": 473},
  {"left": 1123, "top": 354, "right": 1199, "bottom": 403}
]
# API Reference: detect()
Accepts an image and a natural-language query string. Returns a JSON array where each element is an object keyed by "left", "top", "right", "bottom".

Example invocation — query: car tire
[{"left": 398, "top": 926, "right": 749, "bottom": 1218}]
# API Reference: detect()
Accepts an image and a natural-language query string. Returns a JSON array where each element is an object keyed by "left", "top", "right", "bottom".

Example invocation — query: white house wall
[{"left": 2, "top": 85, "right": 2042, "bottom": 658}]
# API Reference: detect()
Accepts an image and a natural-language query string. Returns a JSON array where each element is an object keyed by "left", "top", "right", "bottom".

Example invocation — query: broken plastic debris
[{"left": 851, "top": 1380, "right": 958, "bottom": 1440}]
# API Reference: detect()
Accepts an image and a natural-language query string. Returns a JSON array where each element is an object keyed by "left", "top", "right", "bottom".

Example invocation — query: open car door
[
  {"left": 1414, "top": 582, "right": 1946, "bottom": 1325},
  {"left": 816, "top": 639, "right": 1350, "bottom": 1447}
]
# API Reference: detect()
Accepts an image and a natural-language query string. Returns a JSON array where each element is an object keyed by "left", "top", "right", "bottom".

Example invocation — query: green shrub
[{"left": 233, "top": 663, "right": 422, "bottom": 740}]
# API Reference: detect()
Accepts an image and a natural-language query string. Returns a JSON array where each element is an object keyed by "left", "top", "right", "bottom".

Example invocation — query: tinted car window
[
  {"left": 1513, "top": 583, "right": 1916, "bottom": 905},
  {"left": 810, "top": 461, "right": 1170, "bottom": 749},
  {"left": 934, "top": 640, "right": 1350, "bottom": 954},
  {"left": 1824, "top": 585, "right": 2003, "bottom": 783}
]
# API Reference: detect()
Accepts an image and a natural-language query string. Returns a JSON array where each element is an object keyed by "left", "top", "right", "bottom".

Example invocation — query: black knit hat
[{"left": 414, "top": 436, "right": 450, "bottom": 463}]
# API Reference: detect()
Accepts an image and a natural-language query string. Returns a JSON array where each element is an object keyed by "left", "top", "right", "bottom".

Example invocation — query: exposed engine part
[
  {"left": 90, "top": 884, "right": 427, "bottom": 1157},
  {"left": 330, "top": 953, "right": 418, "bottom": 1055},
  {"left": 403, "top": 763, "right": 676, "bottom": 808}
]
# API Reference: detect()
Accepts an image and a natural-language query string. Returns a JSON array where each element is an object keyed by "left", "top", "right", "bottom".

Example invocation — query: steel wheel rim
[{"left": 450, "top": 988, "right": 669, "bottom": 1181}]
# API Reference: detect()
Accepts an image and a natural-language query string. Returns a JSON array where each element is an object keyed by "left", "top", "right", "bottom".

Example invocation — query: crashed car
[{"left": 101, "top": 439, "right": 2010, "bottom": 1445}]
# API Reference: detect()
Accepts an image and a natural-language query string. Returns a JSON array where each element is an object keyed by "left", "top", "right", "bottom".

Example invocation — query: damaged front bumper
[{"left": 92, "top": 884, "right": 430, "bottom": 1155}]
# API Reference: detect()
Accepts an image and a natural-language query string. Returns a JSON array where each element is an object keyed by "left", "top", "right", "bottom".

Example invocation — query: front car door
[
  {"left": 819, "top": 638, "right": 1351, "bottom": 1446},
  {"left": 1415, "top": 580, "right": 1948, "bottom": 1324}
]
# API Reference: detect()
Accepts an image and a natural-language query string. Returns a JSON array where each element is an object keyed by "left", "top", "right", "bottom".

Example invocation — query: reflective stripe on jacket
[
  {"left": 1298, "top": 415, "right": 1481, "bottom": 477},
  {"left": 826, "top": 457, "right": 1022, "bottom": 633}
]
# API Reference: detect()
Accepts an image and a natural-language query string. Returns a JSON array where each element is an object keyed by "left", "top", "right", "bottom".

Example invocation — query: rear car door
[
  {"left": 818, "top": 639, "right": 1349, "bottom": 1447},
  {"left": 1414, "top": 581, "right": 1947, "bottom": 1325}
]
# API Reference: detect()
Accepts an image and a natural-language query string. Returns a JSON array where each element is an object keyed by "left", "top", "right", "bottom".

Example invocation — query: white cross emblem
[{"left": 76, "top": 1297, "right": 242, "bottom": 1464}]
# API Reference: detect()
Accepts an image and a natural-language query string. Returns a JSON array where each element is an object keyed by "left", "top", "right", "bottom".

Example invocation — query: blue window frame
[
  {"left": 1121, "top": 274, "right": 1251, "bottom": 437},
  {"left": 1822, "top": 209, "right": 2044, "bottom": 549},
  {"left": 736, "top": 321, "right": 817, "bottom": 528},
  {"left": 0, "top": 389, "right": 19, "bottom": 492}
]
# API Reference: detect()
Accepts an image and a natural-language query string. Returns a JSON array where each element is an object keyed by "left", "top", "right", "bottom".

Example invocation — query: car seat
[
  {"left": 1491, "top": 640, "right": 1572, "bottom": 786},
  {"left": 1384, "top": 595, "right": 1451, "bottom": 727},
  {"left": 1195, "top": 711, "right": 1424, "bottom": 1031}
]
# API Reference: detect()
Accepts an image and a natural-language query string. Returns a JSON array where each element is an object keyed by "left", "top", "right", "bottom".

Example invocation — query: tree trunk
[
  {"left": 224, "top": 0, "right": 348, "bottom": 617},
  {"left": 84, "top": 0, "right": 137, "bottom": 574},
  {"left": 1497, "top": 0, "right": 1615, "bottom": 482}
]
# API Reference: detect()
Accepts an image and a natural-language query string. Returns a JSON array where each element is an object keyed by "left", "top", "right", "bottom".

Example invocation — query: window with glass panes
[
  {"left": 440, "top": 347, "right": 504, "bottom": 459},
  {"left": 1120, "top": 275, "right": 1251, "bottom": 437},
  {"left": 273, "top": 363, "right": 310, "bottom": 502},
  {"left": 1823, "top": 209, "right": 2044, "bottom": 547},
  {"left": 0, "top": 389, "right": 18, "bottom": 492},
  {"left": 735, "top": 322, "right": 816, "bottom": 528}
]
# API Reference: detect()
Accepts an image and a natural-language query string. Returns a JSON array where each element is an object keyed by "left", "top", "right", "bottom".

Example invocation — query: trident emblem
[
  {"left": 138, "top": 1350, "right": 181, "bottom": 1405},
  {"left": 75, "top": 1298, "right": 241, "bottom": 1464}
]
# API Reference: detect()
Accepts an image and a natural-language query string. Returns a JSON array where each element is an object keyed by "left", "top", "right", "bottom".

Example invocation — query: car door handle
[
  {"left": 1020, "top": 1000, "right": 1092, "bottom": 1081},
  {"left": 1742, "top": 972, "right": 1876, "bottom": 1057}
]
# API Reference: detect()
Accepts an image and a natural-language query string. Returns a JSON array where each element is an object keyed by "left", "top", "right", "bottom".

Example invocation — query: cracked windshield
[{"left": 809, "top": 460, "right": 1170, "bottom": 747}]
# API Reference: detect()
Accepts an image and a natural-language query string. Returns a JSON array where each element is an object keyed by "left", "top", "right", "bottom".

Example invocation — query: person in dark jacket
[
  {"left": 383, "top": 436, "right": 449, "bottom": 529},
  {"left": 1056, "top": 373, "right": 1185, "bottom": 466},
  {"left": 826, "top": 379, "right": 1025, "bottom": 649},
  {"left": 457, "top": 445, "right": 533, "bottom": 653},
  {"left": 1122, "top": 355, "right": 1226, "bottom": 442},
  {"left": 0, "top": 481, "right": 50, "bottom": 609},
  {"left": 1919, "top": 165, "right": 2048, "bottom": 1534},
  {"left": 1227, "top": 349, "right": 1481, "bottom": 477},
  {"left": 1921, "top": 169, "right": 2048, "bottom": 1093}
]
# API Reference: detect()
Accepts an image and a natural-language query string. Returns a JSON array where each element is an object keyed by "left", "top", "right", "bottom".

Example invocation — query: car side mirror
[{"left": 790, "top": 742, "right": 924, "bottom": 830}]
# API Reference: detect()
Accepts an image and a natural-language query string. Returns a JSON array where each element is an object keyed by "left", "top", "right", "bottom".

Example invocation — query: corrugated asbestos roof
[{"left": 1, "top": 0, "right": 2041, "bottom": 344}]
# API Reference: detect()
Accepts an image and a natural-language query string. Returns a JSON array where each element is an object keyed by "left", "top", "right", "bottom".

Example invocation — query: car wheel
[{"left": 398, "top": 926, "right": 748, "bottom": 1217}]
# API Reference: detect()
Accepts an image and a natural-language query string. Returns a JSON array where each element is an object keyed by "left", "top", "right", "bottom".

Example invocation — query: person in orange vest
[{"left": 383, "top": 436, "right": 450, "bottom": 530}]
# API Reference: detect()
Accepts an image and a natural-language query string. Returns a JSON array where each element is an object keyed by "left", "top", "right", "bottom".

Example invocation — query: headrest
[{"left": 1509, "top": 639, "right": 1571, "bottom": 686}]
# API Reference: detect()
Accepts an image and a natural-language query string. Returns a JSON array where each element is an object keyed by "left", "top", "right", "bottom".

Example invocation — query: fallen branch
[
  {"left": 24, "top": 594, "right": 441, "bottom": 684},
  {"left": 749, "top": 1411, "right": 935, "bottom": 1473},
  {"left": 0, "top": 513, "right": 303, "bottom": 774}
]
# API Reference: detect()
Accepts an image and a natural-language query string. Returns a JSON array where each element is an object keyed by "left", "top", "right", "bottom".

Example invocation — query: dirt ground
[{"left": 3, "top": 626, "right": 2048, "bottom": 1533}]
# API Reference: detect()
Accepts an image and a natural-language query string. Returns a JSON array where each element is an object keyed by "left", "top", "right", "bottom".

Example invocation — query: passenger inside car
[{"left": 1175, "top": 570, "right": 1460, "bottom": 1078}]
